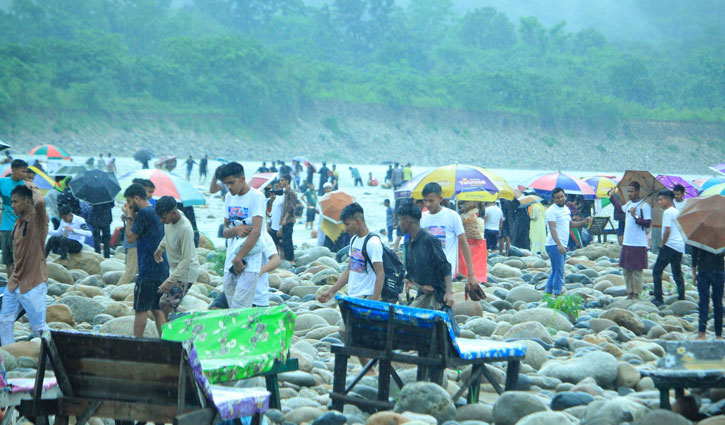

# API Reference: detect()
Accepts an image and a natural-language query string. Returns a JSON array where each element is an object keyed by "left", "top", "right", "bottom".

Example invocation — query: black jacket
[
  {"left": 404, "top": 230, "right": 451, "bottom": 302},
  {"left": 88, "top": 202, "right": 113, "bottom": 227}
]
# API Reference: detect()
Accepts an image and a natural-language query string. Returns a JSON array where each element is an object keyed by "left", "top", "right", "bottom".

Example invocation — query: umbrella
[
  {"left": 52, "top": 164, "right": 88, "bottom": 178},
  {"left": 394, "top": 164, "right": 515, "bottom": 202},
  {"left": 292, "top": 156, "right": 309, "bottom": 163},
  {"left": 517, "top": 194, "right": 543, "bottom": 208},
  {"left": 70, "top": 170, "right": 121, "bottom": 205},
  {"left": 700, "top": 183, "right": 725, "bottom": 197},
  {"left": 28, "top": 166, "right": 60, "bottom": 194},
  {"left": 617, "top": 170, "right": 667, "bottom": 227},
  {"left": 133, "top": 149, "right": 153, "bottom": 163},
  {"left": 116, "top": 169, "right": 205, "bottom": 206},
  {"left": 248, "top": 172, "right": 278, "bottom": 190},
  {"left": 701, "top": 176, "right": 725, "bottom": 191},
  {"left": 656, "top": 175, "right": 699, "bottom": 199},
  {"left": 709, "top": 163, "right": 725, "bottom": 175},
  {"left": 583, "top": 176, "right": 616, "bottom": 199},
  {"left": 29, "top": 144, "right": 72, "bottom": 160},
  {"left": 522, "top": 171, "right": 596, "bottom": 199},
  {"left": 318, "top": 190, "right": 356, "bottom": 224},
  {"left": 675, "top": 195, "right": 725, "bottom": 254},
  {"left": 0, "top": 140, "right": 10, "bottom": 151}
]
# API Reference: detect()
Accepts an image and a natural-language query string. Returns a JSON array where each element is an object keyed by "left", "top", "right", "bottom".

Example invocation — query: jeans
[
  {"left": 387, "top": 226, "right": 394, "bottom": 242},
  {"left": 545, "top": 244, "right": 566, "bottom": 295},
  {"left": 281, "top": 222, "right": 295, "bottom": 261},
  {"left": 0, "top": 283, "right": 48, "bottom": 345},
  {"left": 93, "top": 225, "right": 111, "bottom": 258},
  {"left": 484, "top": 229, "right": 499, "bottom": 251},
  {"left": 698, "top": 270, "right": 724, "bottom": 336},
  {"left": 45, "top": 236, "right": 82, "bottom": 259},
  {"left": 652, "top": 245, "right": 684, "bottom": 301}
]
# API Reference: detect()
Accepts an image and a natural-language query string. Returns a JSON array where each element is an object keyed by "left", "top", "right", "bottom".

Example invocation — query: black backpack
[{"left": 354, "top": 233, "right": 406, "bottom": 303}]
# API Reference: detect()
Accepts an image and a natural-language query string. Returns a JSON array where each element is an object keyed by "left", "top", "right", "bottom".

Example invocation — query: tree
[{"left": 459, "top": 7, "right": 516, "bottom": 50}]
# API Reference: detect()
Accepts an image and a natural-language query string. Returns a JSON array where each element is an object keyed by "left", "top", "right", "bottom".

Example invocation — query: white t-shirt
[
  {"left": 347, "top": 234, "right": 383, "bottom": 298},
  {"left": 421, "top": 207, "right": 465, "bottom": 273},
  {"left": 270, "top": 196, "right": 284, "bottom": 231},
  {"left": 622, "top": 199, "right": 652, "bottom": 247},
  {"left": 673, "top": 199, "right": 687, "bottom": 211},
  {"left": 224, "top": 188, "right": 266, "bottom": 273},
  {"left": 254, "top": 231, "right": 278, "bottom": 306},
  {"left": 661, "top": 206, "right": 685, "bottom": 253},
  {"left": 484, "top": 205, "right": 503, "bottom": 231},
  {"left": 545, "top": 204, "right": 572, "bottom": 247}
]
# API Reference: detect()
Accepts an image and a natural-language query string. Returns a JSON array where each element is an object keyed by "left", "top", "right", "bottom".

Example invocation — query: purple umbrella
[
  {"left": 710, "top": 163, "right": 725, "bottom": 176},
  {"left": 656, "top": 175, "right": 699, "bottom": 199}
]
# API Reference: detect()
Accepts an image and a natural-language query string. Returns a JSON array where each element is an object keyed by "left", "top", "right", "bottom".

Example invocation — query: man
[
  {"left": 268, "top": 161, "right": 277, "bottom": 173},
  {"left": 278, "top": 161, "right": 292, "bottom": 178},
  {"left": 153, "top": 196, "right": 200, "bottom": 319},
  {"left": 483, "top": 201, "right": 503, "bottom": 252},
  {"left": 391, "top": 163, "right": 403, "bottom": 190},
  {"left": 611, "top": 181, "right": 652, "bottom": 300},
  {"left": 96, "top": 154, "right": 105, "bottom": 170},
  {"left": 384, "top": 165, "right": 393, "bottom": 185},
  {"left": 0, "top": 160, "right": 28, "bottom": 277},
  {"left": 302, "top": 183, "right": 317, "bottom": 230},
  {"left": 398, "top": 201, "right": 453, "bottom": 311},
  {"left": 316, "top": 182, "right": 334, "bottom": 247},
  {"left": 318, "top": 203, "right": 384, "bottom": 302},
  {"left": 118, "top": 179, "right": 155, "bottom": 286},
  {"left": 350, "top": 167, "right": 363, "bottom": 187},
  {"left": 268, "top": 184, "right": 284, "bottom": 249},
  {"left": 672, "top": 184, "right": 687, "bottom": 211},
  {"left": 608, "top": 188, "right": 627, "bottom": 245},
  {"left": 122, "top": 183, "right": 169, "bottom": 337},
  {"left": 331, "top": 164, "right": 339, "bottom": 190},
  {"left": 278, "top": 174, "right": 297, "bottom": 266},
  {"left": 693, "top": 245, "right": 724, "bottom": 341},
  {"left": 420, "top": 183, "right": 480, "bottom": 292},
  {"left": 384, "top": 199, "right": 394, "bottom": 242},
  {"left": 106, "top": 153, "right": 116, "bottom": 174},
  {"left": 318, "top": 162, "right": 330, "bottom": 195},
  {"left": 651, "top": 190, "right": 686, "bottom": 305},
  {"left": 133, "top": 178, "right": 157, "bottom": 206},
  {"left": 45, "top": 205, "right": 91, "bottom": 261},
  {"left": 89, "top": 201, "right": 113, "bottom": 258},
  {"left": 402, "top": 163, "right": 412, "bottom": 183},
  {"left": 254, "top": 231, "right": 281, "bottom": 307},
  {"left": 544, "top": 188, "right": 592, "bottom": 296},
  {"left": 498, "top": 198, "right": 516, "bottom": 256},
  {"left": 257, "top": 162, "right": 269, "bottom": 174},
  {"left": 1, "top": 184, "right": 49, "bottom": 345},
  {"left": 198, "top": 155, "right": 208, "bottom": 184},
  {"left": 185, "top": 155, "right": 195, "bottom": 180},
  {"left": 220, "top": 162, "right": 265, "bottom": 309}
]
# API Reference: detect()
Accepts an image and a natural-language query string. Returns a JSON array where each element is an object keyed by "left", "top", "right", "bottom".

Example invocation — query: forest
[{"left": 0, "top": 0, "right": 723, "bottom": 132}]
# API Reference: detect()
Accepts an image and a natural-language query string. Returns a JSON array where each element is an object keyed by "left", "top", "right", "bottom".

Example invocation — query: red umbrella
[
  {"left": 248, "top": 172, "right": 277, "bottom": 190},
  {"left": 318, "top": 191, "right": 356, "bottom": 223},
  {"left": 29, "top": 144, "right": 72, "bottom": 160}
]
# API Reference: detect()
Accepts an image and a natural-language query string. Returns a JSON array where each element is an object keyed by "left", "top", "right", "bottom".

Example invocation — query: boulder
[
  {"left": 46, "top": 262, "right": 73, "bottom": 284},
  {"left": 65, "top": 252, "right": 103, "bottom": 275},
  {"left": 311, "top": 269, "right": 340, "bottom": 286},
  {"left": 315, "top": 308, "right": 342, "bottom": 326},
  {"left": 505, "top": 286, "right": 541, "bottom": 303},
  {"left": 296, "top": 247, "right": 334, "bottom": 267},
  {"left": 105, "top": 301, "right": 133, "bottom": 317},
  {"left": 56, "top": 296, "right": 105, "bottom": 324},
  {"left": 366, "top": 412, "right": 410, "bottom": 425},
  {"left": 632, "top": 409, "right": 691, "bottom": 425},
  {"left": 455, "top": 403, "right": 493, "bottom": 423},
  {"left": 111, "top": 284, "right": 135, "bottom": 301},
  {"left": 589, "top": 318, "right": 618, "bottom": 333},
  {"left": 100, "top": 316, "right": 159, "bottom": 338},
  {"left": 491, "top": 391, "right": 548, "bottom": 425},
  {"left": 100, "top": 259, "right": 125, "bottom": 275},
  {"left": 669, "top": 300, "right": 698, "bottom": 316},
  {"left": 463, "top": 318, "right": 497, "bottom": 337},
  {"left": 394, "top": 382, "right": 455, "bottom": 423},
  {"left": 197, "top": 269, "right": 211, "bottom": 284},
  {"left": 517, "top": 340, "right": 548, "bottom": 370},
  {"left": 279, "top": 371, "right": 317, "bottom": 387},
  {"left": 616, "top": 362, "right": 640, "bottom": 388},
  {"left": 503, "top": 321, "right": 552, "bottom": 344},
  {"left": 46, "top": 303, "right": 75, "bottom": 325},
  {"left": 284, "top": 406, "right": 327, "bottom": 424},
  {"left": 77, "top": 275, "right": 101, "bottom": 287},
  {"left": 490, "top": 264, "right": 522, "bottom": 279},
  {"left": 2, "top": 341, "right": 41, "bottom": 362},
  {"left": 452, "top": 300, "right": 482, "bottom": 317},
  {"left": 516, "top": 411, "right": 577, "bottom": 425},
  {"left": 539, "top": 351, "right": 618, "bottom": 388},
  {"left": 70, "top": 284, "right": 105, "bottom": 298},
  {"left": 550, "top": 392, "right": 594, "bottom": 410},
  {"left": 102, "top": 271, "right": 124, "bottom": 285},
  {"left": 296, "top": 314, "right": 330, "bottom": 331},
  {"left": 509, "top": 308, "right": 573, "bottom": 332},
  {"left": 599, "top": 308, "right": 645, "bottom": 335}
]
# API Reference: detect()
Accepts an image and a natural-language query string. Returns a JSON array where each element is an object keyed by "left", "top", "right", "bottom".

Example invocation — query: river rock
[
  {"left": 490, "top": 264, "right": 522, "bottom": 279},
  {"left": 491, "top": 391, "right": 548, "bottom": 425},
  {"left": 311, "top": 269, "right": 340, "bottom": 286},
  {"left": 509, "top": 308, "right": 572, "bottom": 332},
  {"left": 100, "top": 316, "right": 159, "bottom": 338},
  {"left": 57, "top": 296, "right": 105, "bottom": 324},
  {"left": 394, "top": 382, "right": 455, "bottom": 423},
  {"left": 590, "top": 318, "right": 618, "bottom": 333},
  {"left": 311, "top": 412, "right": 347, "bottom": 425},
  {"left": 315, "top": 308, "right": 342, "bottom": 326},
  {"left": 632, "top": 409, "right": 691, "bottom": 425},
  {"left": 47, "top": 262, "right": 74, "bottom": 284},
  {"left": 71, "top": 284, "right": 105, "bottom": 298},
  {"left": 516, "top": 411, "right": 577, "bottom": 425},
  {"left": 669, "top": 300, "right": 698, "bottom": 316},
  {"left": 280, "top": 371, "right": 317, "bottom": 387},
  {"left": 100, "top": 259, "right": 125, "bottom": 275},
  {"left": 77, "top": 275, "right": 101, "bottom": 287},
  {"left": 452, "top": 300, "right": 482, "bottom": 317},
  {"left": 296, "top": 314, "right": 330, "bottom": 331},
  {"left": 517, "top": 339, "right": 548, "bottom": 370},
  {"left": 197, "top": 269, "right": 211, "bottom": 284},
  {"left": 505, "top": 286, "right": 541, "bottom": 303},
  {"left": 66, "top": 252, "right": 103, "bottom": 275},
  {"left": 551, "top": 392, "right": 594, "bottom": 410},
  {"left": 463, "top": 318, "right": 496, "bottom": 337},
  {"left": 366, "top": 412, "right": 410, "bottom": 425},
  {"left": 2, "top": 341, "right": 41, "bottom": 361},
  {"left": 616, "top": 362, "right": 640, "bottom": 388},
  {"left": 285, "top": 406, "right": 327, "bottom": 424},
  {"left": 111, "top": 284, "right": 135, "bottom": 301},
  {"left": 296, "top": 247, "right": 334, "bottom": 267},
  {"left": 599, "top": 308, "right": 644, "bottom": 335},
  {"left": 305, "top": 326, "right": 340, "bottom": 340},
  {"left": 105, "top": 301, "right": 133, "bottom": 317},
  {"left": 539, "top": 351, "right": 618, "bottom": 387},
  {"left": 46, "top": 303, "right": 75, "bottom": 325},
  {"left": 103, "top": 271, "right": 124, "bottom": 285},
  {"left": 92, "top": 313, "right": 114, "bottom": 325},
  {"left": 455, "top": 403, "right": 493, "bottom": 423},
  {"left": 503, "top": 321, "right": 552, "bottom": 344}
]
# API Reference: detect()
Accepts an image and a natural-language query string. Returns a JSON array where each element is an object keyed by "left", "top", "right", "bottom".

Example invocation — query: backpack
[{"left": 353, "top": 234, "right": 406, "bottom": 303}]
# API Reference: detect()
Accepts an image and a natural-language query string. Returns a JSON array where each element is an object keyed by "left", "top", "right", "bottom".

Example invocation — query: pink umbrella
[
  {"left": 656, "top": 175, "right": 699, "bottom": 199},
  {"left": 248, "top": 172, "right": 278, "bottom": 190}
]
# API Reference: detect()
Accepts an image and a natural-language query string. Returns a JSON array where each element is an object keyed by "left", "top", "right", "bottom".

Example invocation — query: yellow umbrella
[
  {"left": 394, "top": 164, "right": 514, "bottom": 202},
  {"left": 583, "top": 176, "right": 616, "bottom": 199}
]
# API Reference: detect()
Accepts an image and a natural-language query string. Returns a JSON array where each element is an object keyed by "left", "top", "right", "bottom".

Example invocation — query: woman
[{"left": 529, "top": 201, "right": 546, "bottom": 255}]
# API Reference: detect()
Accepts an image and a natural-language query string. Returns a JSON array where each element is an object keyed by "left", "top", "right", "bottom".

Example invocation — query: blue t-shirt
[
  {"left": 386, "top": 206, "right": 394, "bottom": 227},
  {"left": 0, "top": 177, "right": 25, "bottom": 231},
  {"left": 131, "top": 206, "right": 169, "bottom": 281}
]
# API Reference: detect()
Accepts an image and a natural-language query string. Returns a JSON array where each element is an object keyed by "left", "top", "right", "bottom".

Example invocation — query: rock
[
  {"left": 518, "top": 340, "right": 548, "bottom": 370},
  {"left": 604, "top": 286, "right": 627, "bottom": 297},
  {"left": 509, "top": 308, "right": 573, "bottom": 332},
  {"left": 69, "top": 269, "right": 89, "bottom": 282},
  {"left": 503, "top": 321, "right": 552, "bottom": 344},
  {"left": 632, "top": 409, "right": 691, "bottom": 425},
  {"left": 616, "top": 362, "right": 640, "bottom": 388},
  {"left": 65, "top": 252, "right": 103, "bottom": 275},
  {"left": 280, "top": 278, "right": 302, "bottom": 294},
  {"left": 100, "top": 316, "right": 159, "bottom": 338},
  {"left": 455, "top": 403, "right": 493, "bottom": 423},
  {"left": 285, "top": 406, "right": 326, "bottom": 424},
  {"left": 105, "top": 302, "right": 133, "bottom": 317},
  {"left": 197, "top": 269, "right": 210, "bottom": 284},
  {"left": 516, "top": 411, "right": 577, "bottom": 425},
  {"left": 311, "top": 269, "right": 340, "bottom": 286},
  {"left": 490, "top": 264, "right": 522, "bottom": 279},
  {"left": 279, "top": 371, "right": 317, "bottom": 387},
  {"left": 314, "top": 308, "right": 342, "bottom": 326},
  {"left": 599, "top": 308, "right": 644, "bottom": 335},
  {"left": 305, "top": 326, "right": 340, "bottom": 340},
  {"left": 669, "top": 300, "right": 698, "bottom": 316},
  {"left": 539, "top": 351, "right": 618, "bottom": 388},
  {"left": 47, "top": 262, "right": 74, "bottom": 284},
  {"left": 46, "top": 303, "right": 75, "bottom": 325},
  {"left": 452, "top": 301, "right": 482, "bottom": 317},
  {"left": 551, "top": 392, "right": 594, "bottom": 410},
  {"left": 311, "top": 412, "right": 348, "bottom": 425},
  {"left": 698, "top": 418, "right": 725, "bottom": 425},
  {"left": 100, "top": 259, "right": 125, "bottom": 275},
  {"left": 579, "top": 399, "right": 630, "bottom": 425},
  {"left": 463, "top": 318, "right": 497, "bottom": 337},
  {"left": 505, "top": 286, "right": 541, "bottom": 303},
  {"left": 71, "top": 284, "right": 105, "bottom": 298},
  {"left": 0, "top": 349, "right": 17, "bottom": 371},
  {"left": 394, "top": 382, "right": 456, "bottom": 423},
  {"left": 290, "top": 286, "right": 323, "bottom": 298},
  {"left": 57, "top": 296, "right": 105, "bottom": 324},
  {"left": 268, "top": 274, "right": 282, "bottom": 289},
  {"left": 366, "top": 411, "right": 410, "bottom": 425},
  {"left": 77, "top": 275, "right": 101, "bottom": 287},
  {"left": 92, "top": 314, "right": 114, "bottom": 325},
  {"left": 296, "top": 314, "right": 330, "bottom": 331},
  {"left": 2, "top": 341, "right": 41, "bottom": 361},
  {"left": 102, "top": 271, "right": 124, "bottom": 285},
  {"left": 296, "top": 247, "right": 334, "bottom": 267},
  {"left": 589, "top": 318, "right": 618, "bottom": 333},
  {"left": 47, "top": 283, "right": 69, "bottom": 296},
  {"left": 491, "top": 391, "right": 547, "bottom": 425},
  {"left": 636, "top": 377, "right": 655, "bottom": 392},
  {"left": 111, "top": 284, "right": 135, "bottom": 301}
]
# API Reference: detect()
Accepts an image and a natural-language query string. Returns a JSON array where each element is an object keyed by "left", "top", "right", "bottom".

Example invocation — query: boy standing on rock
[{"left": 123, "top": 183, "right": 169, "bottom": 337}]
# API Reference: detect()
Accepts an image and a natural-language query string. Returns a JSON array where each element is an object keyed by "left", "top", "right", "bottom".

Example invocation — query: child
[
  {"left": 303, "top": 183, "right": 317, "bottom": 230},
  {"left": 384, "top": 199, "right": 394, "bottom": 242}
]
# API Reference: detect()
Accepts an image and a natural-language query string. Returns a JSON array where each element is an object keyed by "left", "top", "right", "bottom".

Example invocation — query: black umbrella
[
  {"left": 69, "top": 169, "right": 121, "bottom": 205},
  {"left": 133, "top": 149, "right": 154, "bottom": 163}
]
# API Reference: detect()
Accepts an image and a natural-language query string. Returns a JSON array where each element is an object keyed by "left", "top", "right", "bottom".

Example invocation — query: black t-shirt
[{"left": 692, "top": 247, "right": 724, "bottom": 273}]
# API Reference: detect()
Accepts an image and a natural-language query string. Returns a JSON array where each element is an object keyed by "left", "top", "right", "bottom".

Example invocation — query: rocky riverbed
[{"left": 3, "top": 242, "right": 723, "bottom": 425}]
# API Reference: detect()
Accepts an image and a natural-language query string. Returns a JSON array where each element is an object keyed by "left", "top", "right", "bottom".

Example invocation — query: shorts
[
  {"left": 499, "top": 224, "right": 511, "bottom": 239},
  {"left": 133, "top": 279, "right": 163, "bottom": 312},
  {"left": 159, "top": 281, "right": 192, "bottom": 312},
  {"left": 617, "top": 220, "right": 625, "bottom": 236},
  {"left": 306, "top": 208, "right": 316, "bottom": 222},
  {"left": 1, "top": 231, "right": 13, "bottom": 265}
]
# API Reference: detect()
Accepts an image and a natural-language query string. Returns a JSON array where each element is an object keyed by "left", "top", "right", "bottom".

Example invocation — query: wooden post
[{"left": 331, "top": 353, "right": 348, "bottom": 412}]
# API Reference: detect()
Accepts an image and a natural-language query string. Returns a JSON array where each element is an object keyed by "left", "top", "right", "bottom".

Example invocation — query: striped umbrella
[
  {"left": 656, "top": 175, "right": 699, "bottom": 199},
  {"left": 701, "top": 176, "right": 725, "bottom": 191},
  {"left": 522, "top": 171, "right": 596, "bottom": 199},
  {"left": 701, "top": 183, "right": 725, "bottom": 197},
  {"left": 0, "top": 165, "right": 59, "bottom": 194},
  {"left": 394, "top": 164, "right": 514, "bottom": 202},
  {"left": 582, "top": 176, "right": 616, "bottom": 199},
  {"left": 28, "top": 144, "right": 72, "bottom": 160},
  {"left": 709, "top": 163, "right": 725, "bottom": 175},
  {"left": 248, "top": 172, "right": 278, "bottom": 190},
  {"left": 115, "top": 169, "right": 205, "bottom": 206}
]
